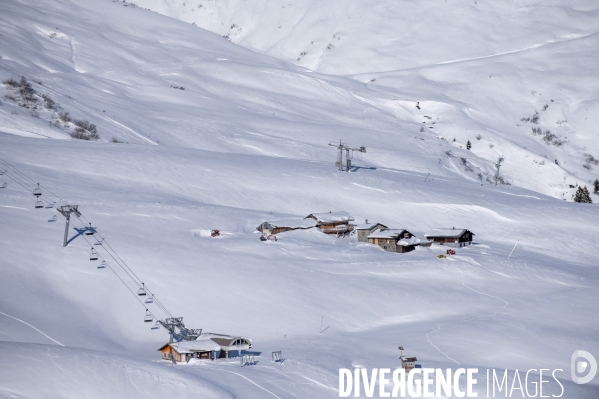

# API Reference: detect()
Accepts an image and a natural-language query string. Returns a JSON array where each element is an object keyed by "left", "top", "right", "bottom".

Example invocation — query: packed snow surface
[{"left": 0, "top": 0, "right": 598, "bottom": 398}]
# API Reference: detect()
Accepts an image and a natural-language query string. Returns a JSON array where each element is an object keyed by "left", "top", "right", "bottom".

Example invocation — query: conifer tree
[
  {"left": 594, "top": 179, "right": 599, "bottom": 195},
  {"left": 573, "top": 186, "right": 593, "bottom": 203},
  {"left": 466, "top": 140, "right": 472, "bottom": 150}
]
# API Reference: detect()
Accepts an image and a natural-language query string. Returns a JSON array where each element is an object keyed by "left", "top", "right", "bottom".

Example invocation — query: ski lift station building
[
  {"left": 304, "top": 211, "right": 354, "bottom": 235},
  {"left": 159, "top": 334, "right": 253, "bottom": 363},
  {"left": 424, "top": 228, "right": 475, "bottom": 247}
]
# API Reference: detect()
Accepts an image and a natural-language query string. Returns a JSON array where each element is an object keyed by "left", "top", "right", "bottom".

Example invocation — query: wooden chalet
[
  {"left": 159, "top": 334, "right": 253, "bottom": 363},
  {"left": 304, "top": 211, "right": 354, "bottom": 235},
  {"left": 256, "top": 219, "right": 316, "bottom": 235},
  {"left": 367, "top": 228, "right": 421, "bottom": 253},
  {"left": 424, "top": 228, "right": 474, "bottom": 247},
  {"left": 355, "top": 221, "right": 388, "bottom": 243}
]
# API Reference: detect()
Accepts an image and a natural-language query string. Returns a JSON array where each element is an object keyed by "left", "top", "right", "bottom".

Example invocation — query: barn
[
  {"left": 367, "top": 228, "right": 421, "bottom": 253},
  {"left": 355, "top": 222, "right": 388, "bottom": 243},
  {"left": 424, "top": 228, "right": 475, "bottom": 247},
  {"left": 304, "top": 211, "right": 354, "bottom": 235}
]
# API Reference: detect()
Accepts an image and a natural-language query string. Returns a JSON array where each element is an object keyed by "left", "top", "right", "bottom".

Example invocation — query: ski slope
[{"left": 0, "top": 0, "right": 598, "bottom": 398}]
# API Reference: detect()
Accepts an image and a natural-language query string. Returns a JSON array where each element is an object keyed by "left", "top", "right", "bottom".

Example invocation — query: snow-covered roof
[
  {"left": 259, "top": 219, "right": 317, "bottom": 229},
  {"left": 398, "top": 237, "right": 421, "bottom": 246},
  {"left": 424, "top": 228, "right": 473, "bottom": 238},
  {"left": 305, "top": 211, "right": 354, "bottom": 223},
  {"left": 355, "top": 223, "right": 387, "bottom": 230},
  {"left": 367, "top": 228, "right": 410, "bottom": 239},
  {"left": 162, "top": 339, "right": 221, "bottom": 354},
  {"left": 159, "top": 333, "right": 252, "bottom": 353}
]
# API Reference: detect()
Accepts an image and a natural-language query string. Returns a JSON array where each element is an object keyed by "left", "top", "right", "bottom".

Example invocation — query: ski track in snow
[
  {"left": 0, "top": 311, "right": 65, "bottom": 346},
  {"left": 425, "top": 258, "right": 509, "bottom": 365},
  {"left": 212, "top": 368, "right": 281, "bottom": 399}
]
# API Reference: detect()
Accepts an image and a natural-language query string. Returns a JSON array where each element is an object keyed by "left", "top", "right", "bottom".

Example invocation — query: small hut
[
  {"left": 304, "top": 211, "right": 354, "bottom": 235},
  {"left": 355, "top": 221, "right": 388, "bottom": 243},
  {"left": 424, "top": 228, "right": 474, "bottom": 247},
  {"left": 367, "top": 229, "right": 420, "bottom": 253}
]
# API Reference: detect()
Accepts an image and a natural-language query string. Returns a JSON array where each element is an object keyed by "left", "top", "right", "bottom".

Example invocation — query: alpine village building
[
  {"left": 424, "top": 228, "right": 474, "bottom": 247},
  {"left": 355, "top": 221, "right": 388, "bottom": 243},
  {"left": 367, "top": 228, "right": 421, "bottom": 253},
  {"left": 304, "top": 211, "right": 354, "bottom": 235}
]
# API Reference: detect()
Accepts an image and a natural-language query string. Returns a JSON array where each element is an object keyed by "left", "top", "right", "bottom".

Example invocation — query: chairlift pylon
[
  {"left": 85, "top": 222, "right": 94, "bottom": 236},
  {"left": 33, "top": 183, "right": 42, "bottom": 196},
  {"left": 145, "top": 294, "right": 154, "bottom": 304},
  {"left": 97, "top": 260, "right": 107, "bottom": 269},
  {"left": 90, "top": 248, "right": 99, "bottom": 261},
  {"left": 35, "top": 198, "right": 43, "bottom": 209},
  {"left": 144, "top": 309, "right": 153, "bottom": 323},
  {"left": 137, "top": 282, "right": 147, "bottom": 296}
]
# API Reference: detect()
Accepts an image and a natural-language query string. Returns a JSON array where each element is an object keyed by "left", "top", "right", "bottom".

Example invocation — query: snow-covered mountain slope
[
  {"left": 0, "top": 342, "right": 232, "bottom": 399},
  {"left": 1, "top": 133, "right": 598, "bottom": 397},
  {"left": 134, "top": 0, "right": 599, "bottom": 200},
  {"left": 1, "top": 0, "right": 598, "bottom": 398}
]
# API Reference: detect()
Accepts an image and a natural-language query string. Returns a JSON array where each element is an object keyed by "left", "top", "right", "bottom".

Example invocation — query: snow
[{"left": 0, "top": 0, "right": 598, "bottom": 398}]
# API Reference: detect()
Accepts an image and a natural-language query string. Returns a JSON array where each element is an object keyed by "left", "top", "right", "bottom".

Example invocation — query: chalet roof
[
  {"left": 258, "top": 219, "right": 316, "bottom": 230},
  {"left": 158, "top": 339, "right": 220, "bottom": 354},
  {"left": 398, "top": 237, "right": 421, "bottom": 246},
  {"left": 304, "top": 211, "right": 354, "bottom": 223},
  {"left": 355, "top": 223, "right": 388, "bottom": 231},
  {"left": 424, "top": 228, "right": 474, "bottom": 238},
  {"left": 367, "top": 228, "right": 410, "bottom": 239}
]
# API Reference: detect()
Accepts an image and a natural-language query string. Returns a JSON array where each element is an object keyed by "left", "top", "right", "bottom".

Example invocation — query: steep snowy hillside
[
  {"left": 135, "top": 0, "right": 599, "bottom": 200},
  {"left": 1, "top": 0, "right": 599, "bottom": 398}
]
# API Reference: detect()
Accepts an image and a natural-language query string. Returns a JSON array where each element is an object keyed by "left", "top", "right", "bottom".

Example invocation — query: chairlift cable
[
  {"left": 2, "top": 161, "right": 172, "bottom": 320},
  {"left": 78, "top": 232, "right": 158, "bottom": 320},
  {"left": 76, "top": 218, "right": 173, "bottom": 317},
  {"left": 0, "top": 158, "right": 67, "bottom": 203},
  {"left": 71, "top": 216, "right": 173, "bottom": 318}
]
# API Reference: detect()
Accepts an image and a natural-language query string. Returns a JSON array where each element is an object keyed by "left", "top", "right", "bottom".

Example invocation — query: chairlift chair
[
  {"left": 89, "top": 248, "right": 99, "bottom": 261},
  {"left": 48, "top": 215, "right": 57, "bottom": 222},
  {"left": 151, "top": 321, "right": 160, "bottom": 330},
  {"left": 45, "top": 201, "right": 55, "bottom": 209},
  {"left": 145, "top": 294, "right": 154, "bottom": 304},
  {"left": 97, "top": 261, "right": 107, "bottom": 269},
  {"left": 0, "top": 170, "right": 5, "bottom": 175},
  {"left": 94, "top": 238, "right": 103, "bottom": 246},
  {"left": 34, "top": 198, "right": 43, "bottom": 209},
  {"left": 137, "top": 283, "right": 147, "bottom": 296},
  {"left": 85, "top": 222, "right": 94, "bottom": 235},
  {"left": 33, "top": 183, "right": 42, "bottom": 196},
  {"left": 144, "top": 309, "right": 153, "bottom": 323},
  {"left": 0, "top": 182, "right": 6, "bottom": 188}
]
